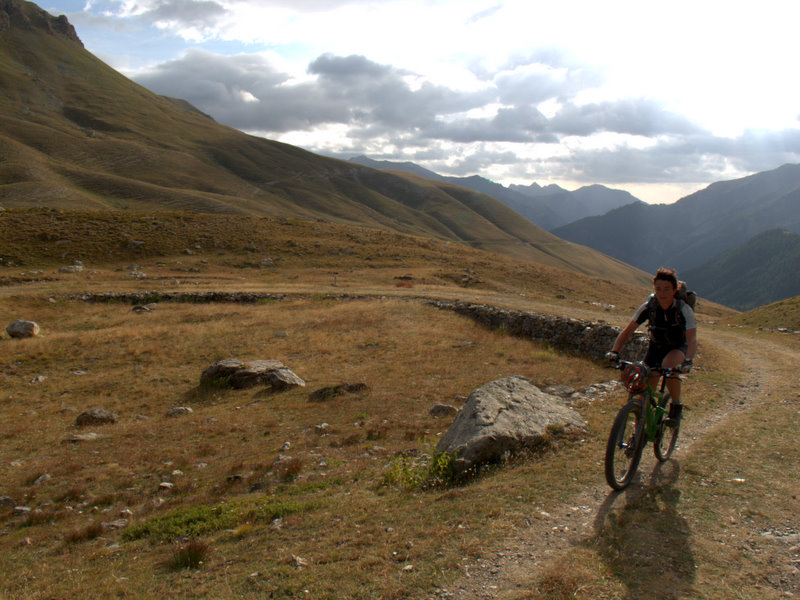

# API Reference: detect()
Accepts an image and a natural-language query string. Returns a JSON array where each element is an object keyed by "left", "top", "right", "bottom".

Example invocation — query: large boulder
[
  {"left": 6, "top": 320, "right": 40, "bottom": 338},
  {"left": 201, "top": 359, "right": 305, "bottom": 391},
  {"left": 436, "top": 376, "right": 586, "bottom": 475}
]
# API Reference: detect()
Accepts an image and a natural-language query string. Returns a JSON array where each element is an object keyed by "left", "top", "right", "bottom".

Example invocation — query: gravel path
[{"left": 441, "top": 329, "right": 799, "bottom": 599}]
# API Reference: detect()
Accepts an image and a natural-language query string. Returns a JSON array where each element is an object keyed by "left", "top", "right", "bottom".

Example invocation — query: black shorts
[{"left": 644, "top": 343, "right": 687, "bottom": 369}]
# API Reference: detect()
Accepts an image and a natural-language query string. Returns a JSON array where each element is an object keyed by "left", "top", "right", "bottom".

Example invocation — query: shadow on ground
[{"left": 589, "top": 460, "right": 696, "bottom": 599}]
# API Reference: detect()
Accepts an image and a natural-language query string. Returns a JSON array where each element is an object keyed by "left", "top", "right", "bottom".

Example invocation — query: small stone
[
  {"left": 103, "top": 519, "right": 129, "bottom": 530},
  {"left": 292, "top": 554, "right": 309, "bottom": 568},
  {"left": 33, "top": 474, "right": 51, "bottom": 486},
  {"left": 67, "top": 432, "right": 105, "bottom": 443},
  {"left": 430, "top": 403, "right": 458, "bottom": 417},
  {"left": 167, "top": 406, "right": 193, "bottom": 417},
  {"left": 59, "top": 264, "right": 84, "bottom": 273},
  {"left": 76, "top": 407, "right": 118, "bottom": 427}
]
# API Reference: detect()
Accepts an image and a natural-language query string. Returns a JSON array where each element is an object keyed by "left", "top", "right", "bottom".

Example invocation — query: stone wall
[
  {"left": 68, "top": 292, "right": 648, "bottom": 362},
  {"left": 427, "top": 299, "right": 647, "bottom": 362}
]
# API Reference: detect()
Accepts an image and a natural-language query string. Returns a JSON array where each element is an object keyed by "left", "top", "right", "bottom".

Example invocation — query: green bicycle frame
[{"left": 640, "top": 376, "right": 671, "bottom": 442}]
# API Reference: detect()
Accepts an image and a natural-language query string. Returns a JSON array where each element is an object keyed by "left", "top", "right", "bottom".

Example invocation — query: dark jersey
[{"left": 633, "top": 295, "right": 696, "bottom": 348}]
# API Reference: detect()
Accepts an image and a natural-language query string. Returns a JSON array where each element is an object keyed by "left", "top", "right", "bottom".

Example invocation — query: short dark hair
[{"left": 653, "top": 267, "right": 678, "bottom": 289}]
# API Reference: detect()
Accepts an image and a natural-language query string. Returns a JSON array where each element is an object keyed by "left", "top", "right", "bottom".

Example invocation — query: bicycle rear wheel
[
  {"left": 654, "top": 393, "right": 680, "bottom": 461},
  {"left": 604, "top": 397, "right": 645, "bottom": 490}
]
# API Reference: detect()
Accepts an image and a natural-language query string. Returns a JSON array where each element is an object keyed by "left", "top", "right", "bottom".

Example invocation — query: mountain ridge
[
  {"left": 0, "top": 0, "right": 647, "bottom": 286},
  {"left": 348, "top": 154, "right": 639, "bottom": 230},
  {"left": 553, "top": 162, "right": 800, "bottom": 273},
  {"left": 682, "top": 228, "right": 800, "bottom": 311}
]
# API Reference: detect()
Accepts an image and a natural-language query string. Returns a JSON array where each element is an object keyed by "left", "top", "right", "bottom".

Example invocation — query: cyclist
[{"left": 605, "top": 267, "right": 696, "bottom": 425}]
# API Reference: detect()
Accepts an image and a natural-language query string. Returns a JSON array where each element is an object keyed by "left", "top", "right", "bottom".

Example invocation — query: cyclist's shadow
[{"left": 588, "top": 460, "right": 696, "bottom": 600}]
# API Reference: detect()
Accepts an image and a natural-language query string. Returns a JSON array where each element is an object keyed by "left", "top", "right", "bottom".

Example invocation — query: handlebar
[{"left": 612, "top": 359, "right": 685, "bottom": 378}]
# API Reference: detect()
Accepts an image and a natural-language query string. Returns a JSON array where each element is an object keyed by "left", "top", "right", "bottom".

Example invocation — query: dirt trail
[{"left": 444, "top": 329, "right": 800, "bottom": 599}]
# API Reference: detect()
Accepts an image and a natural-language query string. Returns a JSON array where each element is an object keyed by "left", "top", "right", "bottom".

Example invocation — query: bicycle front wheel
[
  {"left": 604, "top": 398, "right": 645, "bottom": 491},
  {"left": 654, "top": 394, "right": 680, "bottom": 461}
]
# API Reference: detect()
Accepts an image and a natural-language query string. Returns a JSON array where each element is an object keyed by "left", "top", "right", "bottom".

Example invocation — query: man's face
[{"left": 654, "top": 279, "right": 676, "bottom": 308}]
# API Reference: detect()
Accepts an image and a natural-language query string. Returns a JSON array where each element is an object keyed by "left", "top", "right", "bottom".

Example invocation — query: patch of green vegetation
[
  {"left": 122, "top": 498, "right": 317, "bottom": 542},
  {"left": 383, "top": 450, "right": 459, "bottom": 489}
]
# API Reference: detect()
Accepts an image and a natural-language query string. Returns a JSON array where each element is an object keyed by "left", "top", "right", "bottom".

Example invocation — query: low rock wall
[
  {"left": 427, "top": 300, "right": 647, "bottom": 362},
  {"left": 67, "top": 292, "right": 647, "bottom": 362}
]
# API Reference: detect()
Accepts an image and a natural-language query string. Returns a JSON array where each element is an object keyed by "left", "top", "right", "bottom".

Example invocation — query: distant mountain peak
[{"left": 1, "top": 0, "right": 82, "bottom": 46}]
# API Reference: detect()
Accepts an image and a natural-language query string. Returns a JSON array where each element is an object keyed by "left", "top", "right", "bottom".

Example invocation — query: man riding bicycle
[{"left": 606, "top": 267, "right": 697, "bottom": 426}]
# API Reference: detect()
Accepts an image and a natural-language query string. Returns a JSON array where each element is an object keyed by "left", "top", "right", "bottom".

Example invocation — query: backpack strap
[{"left": 647, "top": 295, "right": 687, "bottom": 346}]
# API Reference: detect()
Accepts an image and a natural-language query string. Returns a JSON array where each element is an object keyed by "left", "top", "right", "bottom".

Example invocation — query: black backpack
[
  {"left": 675, "top": 280, "right": 697, "bottom": 311},
  {"left": 646, "top": 281, "right": 695, "bottom": 346}
]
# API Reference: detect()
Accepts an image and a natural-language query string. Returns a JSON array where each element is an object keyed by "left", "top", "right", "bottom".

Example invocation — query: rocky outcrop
[
  {"left": 427, "top": 300, "right": 647, "bottom": 361},
  {"left": 436, "top": 376, "right": 586, "bottom": 475},
  {"left": 201, "top": 359, "right": 305, "bottom": 391},
  {"left": 0, "top": 0, "right": 82, "bottom": 45}
]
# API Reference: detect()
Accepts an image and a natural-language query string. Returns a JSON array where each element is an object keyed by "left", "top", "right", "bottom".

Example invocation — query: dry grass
[
  {"left": 0, "top": 285, "right": 609, "bottom": 599},
  {"left": 0, "top": 210, "right": 794, "bottom": 600}
]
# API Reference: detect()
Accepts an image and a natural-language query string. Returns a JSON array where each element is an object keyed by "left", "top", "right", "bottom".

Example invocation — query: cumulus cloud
[
  {"left": 132, "top": 44, "right": 800, "bottom": 197},
  {"left": 62, "top": 0, "right": 796, "bottom": 203},
  {"left": 141, "top": 0, "right": 228, "bottom": 28}
]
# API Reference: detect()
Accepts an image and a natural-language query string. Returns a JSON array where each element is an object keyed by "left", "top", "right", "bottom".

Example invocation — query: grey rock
[
  {"left": 33, "top": 474, "right": 51, "bottom": 486},
  {"left": 167, "top": 406, "right": 193, "bottom": 417},
  {"left": 76, "top": 407, "right": 118, "bottom": 427},
  {"left": 59, "top": 264, "right": 84, "bottom": 273},
  {"left": 6, "top": 319, "right": 40, "bottom": 338},
  {"left": 66, "top": 432, "right": 106, "bottom": 443},
  {"left": 202, "top": 358, "right": 305, "bottom": 391},
  {"left": 429, "top": 403, "right": 459, "bottom": 417},
  {"left": 436, "top": 376, "right": 586, "bottom": 475},
  {"left": 308, "top": 382, "right": 367, "bottom": 402}
]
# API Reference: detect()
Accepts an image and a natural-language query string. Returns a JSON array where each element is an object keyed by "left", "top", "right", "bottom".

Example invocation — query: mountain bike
[{"left": 604, "top": 360, "right": 682, "bottom": 490}]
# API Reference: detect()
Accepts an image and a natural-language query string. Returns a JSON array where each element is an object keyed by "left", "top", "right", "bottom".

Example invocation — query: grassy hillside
[
  {"left": 552, "top": 163, "right": 800, "bottom": 277},
  {"left": 2, "top": 210, "right": 796, "bottom": 600},
  {"left": 727, "top": 295, "right": 800, "bottom": 331},
  {"left": 0, "top": 208, "right": 664, "bottom": 312},
  {"left": 0, "top": 0, "right": 647, "bottom": 287},
  {"left": 683, "top": 228, "right": 800, "bottom": 311}
]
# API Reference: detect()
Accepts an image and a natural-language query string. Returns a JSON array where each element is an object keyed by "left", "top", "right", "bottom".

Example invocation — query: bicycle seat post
[{"left": 658, "top": 368, "right": 669, "bottom": 394}]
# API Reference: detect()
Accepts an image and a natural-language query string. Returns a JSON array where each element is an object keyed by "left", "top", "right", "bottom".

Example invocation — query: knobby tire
[
  {"left": 604, "top": 397, "right": 645, "bottom": 491},
  {"left": 654, "top": 393, "right": 680, "bottom": 461}
]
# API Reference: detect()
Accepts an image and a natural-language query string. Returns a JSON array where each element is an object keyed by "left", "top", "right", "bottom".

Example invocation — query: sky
[{"left": 42, "top": 0, "right": 800, "bottom": 204}]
